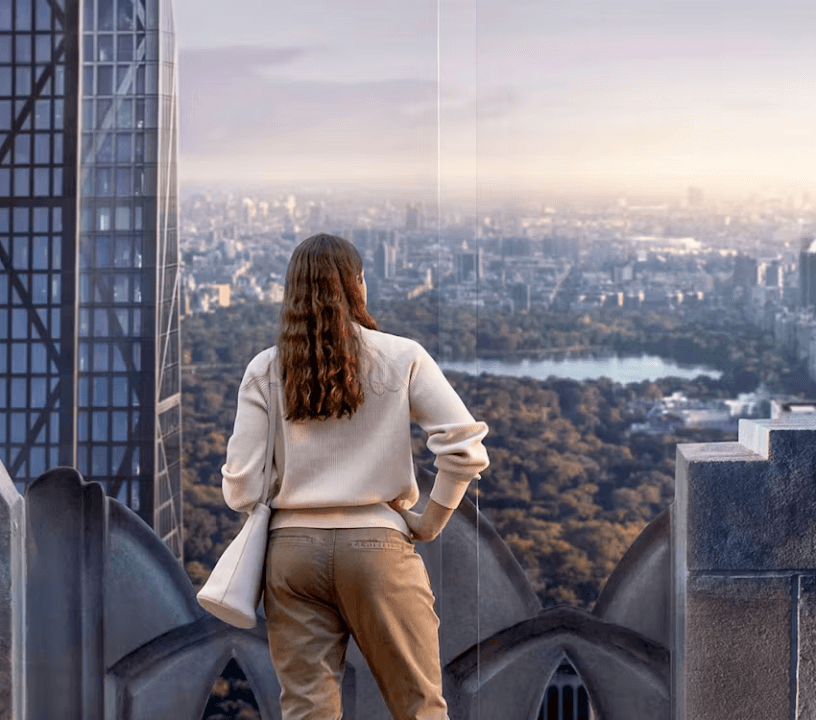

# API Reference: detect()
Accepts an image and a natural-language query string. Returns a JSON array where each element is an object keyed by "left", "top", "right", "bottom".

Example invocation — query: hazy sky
[{"left": 173, "top": 0, "right": 816, "bottom": 202}]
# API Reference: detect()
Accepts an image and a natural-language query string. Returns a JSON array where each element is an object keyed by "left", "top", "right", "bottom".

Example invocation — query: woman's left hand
[{"left": 387, "top": 499, "right": 455, "bottom": 542}]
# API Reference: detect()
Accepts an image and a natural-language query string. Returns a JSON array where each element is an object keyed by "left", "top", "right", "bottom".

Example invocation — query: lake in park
[{"left": 438, "top": 355, "right": 722, "bottom": 384}]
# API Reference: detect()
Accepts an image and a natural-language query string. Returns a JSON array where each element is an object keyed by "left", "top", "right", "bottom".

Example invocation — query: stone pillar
[
  {"left": 25, "top": 469, "right": 105, "bottom": 720},
  {"left": 674, "top": 417, "right": 816, "bottom": 720},
  {"left": 0, "top": 461, "right": 24, "bottom": 720}
]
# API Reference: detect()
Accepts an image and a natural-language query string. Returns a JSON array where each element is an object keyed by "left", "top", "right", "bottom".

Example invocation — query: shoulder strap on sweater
[{"left": 262, "top": 347, "right": 277, "bottom": 505}]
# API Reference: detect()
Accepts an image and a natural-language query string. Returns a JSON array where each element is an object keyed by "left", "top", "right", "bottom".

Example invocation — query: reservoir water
[{"left": 438, "top": 355, "right": 722, "bottom": 384}]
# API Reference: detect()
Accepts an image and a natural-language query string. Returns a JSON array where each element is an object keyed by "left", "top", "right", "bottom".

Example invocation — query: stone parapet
[
  {"left": 15, "top": 414, "right": 816, "bottom": 719},
  {"left": 1, "top": 464, "right": 553, "bottom": 720},
  {"left": 674, "top": 416, "right": 816, "bottom": 720}
]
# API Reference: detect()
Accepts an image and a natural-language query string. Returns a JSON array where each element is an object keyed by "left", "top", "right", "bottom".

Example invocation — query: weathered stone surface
[
  {"left": 797, "top": 575, "right": 816, "bottom": 720},
  {"left": 0, "top": 461, "right": 22, "bottom": 720},
  {"left": 458, "top": 641, "right": 565, "bottom": 720},
  {"left": 106, "top": 616, "right": 280, "bottom": 720},
  {"left": 677, "top": 417, "right": 816, "bottom": 572},
  {"left": 445, "top": 607, "right": 669, "bottom": 720},
  {"left": 25, "top": 468, "right": 106, "bottom": 720},
  {"left": 0, "top": 476, "right": 13, "bottom": 720},
  {"left": 684, "top": 575, "right": 792, "bottom": 720},
  {"left": 738, "top": 416, "right": 816, "bottom": 459},
  {"left": 104, "top": 499, "right": 204, "bottom": 668},
  {"left": 594, "top": 508, "right": 671, "bottom": 649},
  {"left": 673, "top": 419, "right": 816, "bottom": 720}
]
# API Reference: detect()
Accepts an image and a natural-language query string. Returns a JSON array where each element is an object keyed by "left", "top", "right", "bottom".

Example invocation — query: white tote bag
[
  {"left": 196, "top": 502, "right": 272, "bottom": 629},
  {"left": 197, "top": 354, "right": 276, "bottom": 629}
]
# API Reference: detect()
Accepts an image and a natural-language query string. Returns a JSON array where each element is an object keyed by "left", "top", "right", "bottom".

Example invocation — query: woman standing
[{"left": 221, "top": 234, "right": 489, "bottom": 720}]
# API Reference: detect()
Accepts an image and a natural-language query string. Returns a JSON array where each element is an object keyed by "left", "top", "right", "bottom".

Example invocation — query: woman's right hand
[{"left": 388, "top": 499, "right": 455, "bottom": 542}]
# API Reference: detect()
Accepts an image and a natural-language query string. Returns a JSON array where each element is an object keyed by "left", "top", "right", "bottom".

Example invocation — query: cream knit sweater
[{"left": 221, "top": 326, "right": 490, "bottom": 535}]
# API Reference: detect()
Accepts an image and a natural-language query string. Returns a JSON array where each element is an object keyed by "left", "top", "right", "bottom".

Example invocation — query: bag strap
[{"left": 261, "top": 347, "right": 277, "bottom": 506}]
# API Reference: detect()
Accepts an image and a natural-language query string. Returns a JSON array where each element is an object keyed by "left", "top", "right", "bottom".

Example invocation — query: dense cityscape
[
  {"left": 180, "top": 185, "right": 809, "bottom": 314},
  {"left": 178, "top": 184, "right": 816, "bottom": 609},
  {"left": 179, "top": 185, "right": 816, "bottom": 388}
]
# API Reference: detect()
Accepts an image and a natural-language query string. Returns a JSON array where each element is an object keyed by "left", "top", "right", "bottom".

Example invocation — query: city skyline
[{"left": 173, "top": 0, "right": 816, "bottom": 203}]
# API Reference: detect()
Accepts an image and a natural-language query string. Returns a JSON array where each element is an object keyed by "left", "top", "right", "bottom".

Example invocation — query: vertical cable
[
  {"left": 436, "top": 0, "right": 445, "bottom": 670},
  {"left": 436, "top": 0, "right": 442, "bottom": 329},
  {"left": 792, "top": 574, "right": 800, "bottom": 720},
  {"left": 437, "top": 0, "right": 442, "bottom": 227},
  {"left": 436, "top": 0, "right": 441, "bottom": 340},
  {"left": 473, "top": 1, "right": 481, "bottom": 716}
]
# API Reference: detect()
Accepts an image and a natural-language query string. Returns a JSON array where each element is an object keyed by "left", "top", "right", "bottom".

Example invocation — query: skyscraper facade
[
  {"left": 800, "top": 237, "right": 816, "bottom": 311},
  {"left": 0, "top": 0, "right": 183, "bottom": 559},
  {"left": 374, "top": 240, "right": 396, "bottom": 279},
  {"left": 455, "top": 247, "right": 483, "bottom": 284},
  {"left": 732, "top": 254, "right": 759, "bottom": 290}
]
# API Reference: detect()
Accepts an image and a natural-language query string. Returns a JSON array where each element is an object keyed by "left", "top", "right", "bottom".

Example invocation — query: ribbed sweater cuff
[{"left": 429, "top": 472, "right": 473, "bottom": 509}]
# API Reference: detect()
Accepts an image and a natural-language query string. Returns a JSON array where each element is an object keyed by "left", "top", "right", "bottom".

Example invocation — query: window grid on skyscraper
[
  {"left": 0, "top": 0, "right": 77, "bottom": 493},
  {"left": 1, "top": 0, "right": 182, "bottom": 560}
]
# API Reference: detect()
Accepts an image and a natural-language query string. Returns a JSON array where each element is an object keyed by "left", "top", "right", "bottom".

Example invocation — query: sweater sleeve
[
  {"left": 408, "top": 345, "right": 489, "bottom": 509},
  {"left": 221, "top": 351, "right": 274, "bottom": 513}
]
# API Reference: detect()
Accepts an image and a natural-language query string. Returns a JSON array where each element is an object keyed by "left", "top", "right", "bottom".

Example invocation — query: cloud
[
  {"left": 178, "top": 46, "right": 306, "bottom": 76},
  {"left": 178, "top": 46, "right": 446, "bottom": 160}
]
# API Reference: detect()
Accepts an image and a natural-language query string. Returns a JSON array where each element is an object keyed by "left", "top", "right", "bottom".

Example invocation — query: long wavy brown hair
[{"left": 278, "top": 234, "right": 378, "bottom": 421}]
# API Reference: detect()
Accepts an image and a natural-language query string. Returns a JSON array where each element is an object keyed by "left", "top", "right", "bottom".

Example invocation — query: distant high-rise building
[
  {"left": 799, "top": 238, "right": 816, "bottom": 310},
  {"left": 0, "top": 0, "right": 183, "bottom": 559},
  {"left": 373, "top": 228, "right": 397, "bottom": 257},
  {"left": 761, "top": 259, "right": 783, "bottom": 289},
  {"left": 405, "top": 202, "right": 422, "bottom": 232},
  {"left": 733, "top": 254, "right": 759, "bottom": 288},
  {"left": 611, "top": 263, "right": 634, "bottom": 284},
  {"left": 374, "top": 241, "right": 396, "bottom": 279},
  {"left": 241, "top": 198, "right": 256, "bottom": 225},
  {"left": 455, "top": 247, "right": 483, "bottom": 283}
]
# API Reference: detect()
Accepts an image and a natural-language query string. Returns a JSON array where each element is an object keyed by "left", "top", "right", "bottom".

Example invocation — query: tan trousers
[{"left": 264, "top": 527, "right": 449, "bottom": 720}]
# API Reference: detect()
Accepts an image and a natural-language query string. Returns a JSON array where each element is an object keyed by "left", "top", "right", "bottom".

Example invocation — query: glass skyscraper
[{"left": 0, "top": 0, "right": 183, "bottom": 560}]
